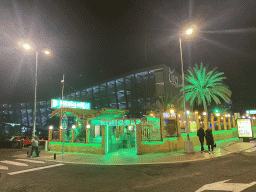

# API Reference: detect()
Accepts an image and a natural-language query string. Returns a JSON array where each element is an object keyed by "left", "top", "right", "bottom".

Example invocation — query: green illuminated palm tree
[{"left": 179, "top": 62, "right": 232, "bottom": 111}]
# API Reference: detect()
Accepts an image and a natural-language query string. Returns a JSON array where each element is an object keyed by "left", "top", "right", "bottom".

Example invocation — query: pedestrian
[
  {"left": 197, "top": 126, "right": 205, "bottom": 153},
  {"left": 205, "top": 128, "right": 214, "bottom": 154},
  {"left": 29, "top": 135, "right": 39, "bottom": 157}
]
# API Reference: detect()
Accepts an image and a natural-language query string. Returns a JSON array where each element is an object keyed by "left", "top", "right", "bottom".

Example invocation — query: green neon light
[
  {"left": 135, "top": 124, "right": 137, "bottom": 154},
  {"left": 164, "top": 137, "right": 177, "bottom": 141},
  {"left": 136, "top": 119, "right": 141, "bottom": 124},
  {"left": 105, "top": 109, "right": 127, "bottom": 113},
  {"left": 106, "top": 125, "right": 109, "bottom": 154},
  {"left": 142, "top": 141, "right": 164, "bottom": 145},
  {"left": 51, "top": 99, "right": 90, "bottom": 109},
  {"left": 213, "top": 130, "right": 232, "bottom": 134},
  {"left": 101, "top": 119, "right": 141, "bottom": 126},
  {"left": 49, "top": 142, "right": 101, "bottom": 147}
]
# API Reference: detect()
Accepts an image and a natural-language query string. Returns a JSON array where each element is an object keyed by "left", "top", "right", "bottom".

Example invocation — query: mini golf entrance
[
  {"left": 50, "top": 108, "right": 139, "bottom": 155},
  {"left": 101, "top": 119, "right": 141, "bottom": 155}
]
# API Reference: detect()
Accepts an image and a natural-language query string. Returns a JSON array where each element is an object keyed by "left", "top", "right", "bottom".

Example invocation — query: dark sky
[{"left": 0, "top": 0, "right": 256, "bottom": 114}]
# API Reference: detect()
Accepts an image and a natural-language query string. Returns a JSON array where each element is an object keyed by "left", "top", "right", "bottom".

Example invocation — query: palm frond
[{"left": 180, "top": 62, "right": 232, "bottom": 111}]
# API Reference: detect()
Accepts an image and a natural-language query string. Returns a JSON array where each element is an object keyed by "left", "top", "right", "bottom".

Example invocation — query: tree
[
  {"left": 145, "top": 91, "right": 177, "bottom": 114},
  {"left": 179, "top": 62, "right": 232, "bottom": 111}
]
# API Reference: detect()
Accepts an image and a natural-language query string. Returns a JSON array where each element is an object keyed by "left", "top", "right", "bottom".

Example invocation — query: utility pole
[{"left": 61, "top": 74, "right": 65, "bottom": 159}]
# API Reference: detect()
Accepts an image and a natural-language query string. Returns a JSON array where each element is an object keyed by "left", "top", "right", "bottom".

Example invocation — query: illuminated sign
[
  {"left": 100, "top": 119, "right": 141, "bottom": 126},
  {"left": 190, "top": 121, "right": 197, "bottom": 133},
  {"left": 237, "top": 119, "right": 252, "bottom": 138},
  {"left": 246, "top": 110, "right": 256, "bottom": 114},
  {"left": 163, "top": 113, "right": 170, "bottom": 118},
  {"left": 51, "top": 99, "right": 90, "bottom": 109},
  {"left": 163, "top": 112, "right": 176, "bottom": 118},
  {"left": 169, "top": 68, "right": 178, "bottom": 86}
]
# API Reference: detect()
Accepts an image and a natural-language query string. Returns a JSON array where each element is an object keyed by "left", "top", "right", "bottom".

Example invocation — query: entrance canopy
[{"left": 50, "top": 108, "right": 129, "bottom": 120}]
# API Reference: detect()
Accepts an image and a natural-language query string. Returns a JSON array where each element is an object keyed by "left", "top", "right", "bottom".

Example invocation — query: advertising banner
[
  {"left": 237, "top": 119, "right": 252, "bottom": 138},
  {"left": 190, "top": 121, "right": 197, "bottom": 133}
]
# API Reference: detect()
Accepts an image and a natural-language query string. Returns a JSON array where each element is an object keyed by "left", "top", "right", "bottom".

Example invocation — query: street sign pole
[{"left": 61, "top": 74, "right": 65, "bottom": 159}]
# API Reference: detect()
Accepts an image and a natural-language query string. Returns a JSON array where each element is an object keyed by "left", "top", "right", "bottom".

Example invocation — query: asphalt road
[{"left": 1, "top": 148, "right": 256, "bottom": 192}]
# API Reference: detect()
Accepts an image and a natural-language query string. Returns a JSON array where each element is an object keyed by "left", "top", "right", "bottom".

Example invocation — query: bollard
[{"left": 54, "top": 153, "right": 56, "bottom": 159}]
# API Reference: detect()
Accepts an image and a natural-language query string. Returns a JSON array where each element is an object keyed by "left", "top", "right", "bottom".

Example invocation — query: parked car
[
  {"left": 9, "top": 136, "right": 32, "bottom": 148},
  {"left": 38, "top": 136, "right": 47, "bottom": 145}
]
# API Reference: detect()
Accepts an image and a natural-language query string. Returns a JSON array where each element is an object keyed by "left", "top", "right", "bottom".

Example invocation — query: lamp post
[
  {"left": 179, "top": 28, "right": 194, "bottom": 153},
  {"left": 48, "top": 125, "right": 53, "bottom": 141},
  {"left": 179, "top": 28, "right": 193, "bottom": 141},
  {"left": 23, "top": 44, "right": 50, "bottom": 138}
]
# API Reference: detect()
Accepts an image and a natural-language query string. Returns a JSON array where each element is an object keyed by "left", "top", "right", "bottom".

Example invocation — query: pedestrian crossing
[
  {"left": 16, "top": 159, "right": 45, "bottom": 164},
  {"left": 0, "top": 158, "right": 64, "bottom": 175},
  {"left": 0, "top": 160, "right": 28, "bottom": 166},
  {"left": 0, "top": 165, "right": 8, "bottom": 170}
]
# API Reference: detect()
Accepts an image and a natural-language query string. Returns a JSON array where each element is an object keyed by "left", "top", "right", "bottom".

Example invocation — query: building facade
[{"left": 0, "top": 64, "right": 181, "bottom": 134}]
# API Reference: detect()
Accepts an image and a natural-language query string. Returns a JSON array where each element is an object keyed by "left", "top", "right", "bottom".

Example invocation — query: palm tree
[
  {"left": 145, "top": 91, "right": 177, "bottom": 114},
  {"left": 178, "top": 62, "right": 232, "bottom": 111}
]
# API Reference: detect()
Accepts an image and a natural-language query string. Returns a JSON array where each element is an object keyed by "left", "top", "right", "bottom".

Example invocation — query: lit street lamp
[
  {"left": 179, "top": 28, "right": 193, "bottom": 140},
  {"left": 179, "top": 28, "right": 195, "bottom": 153},
  {"left": 23, "top": 44, "right": 50, "bottom": 138}
]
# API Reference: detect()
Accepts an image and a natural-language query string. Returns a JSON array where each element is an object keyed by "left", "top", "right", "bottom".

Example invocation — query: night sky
[{"left": 0, "top": 0, "right": 256, "bottom": 114}]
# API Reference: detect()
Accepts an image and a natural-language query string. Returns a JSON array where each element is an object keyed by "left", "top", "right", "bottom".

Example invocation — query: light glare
[
  {"left": 23, "top": 44, "right": 30, "bottom": 50},
  {"left": 186, "top": 28, "right": 193, "bottom": 35},
  {"left": 44, "top": 51, "right": 50, "bottom": 54}
]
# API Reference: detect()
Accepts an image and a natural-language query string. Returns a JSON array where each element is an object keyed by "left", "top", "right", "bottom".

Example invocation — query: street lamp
[
  {"left": 179, "top": 28, "right": 194, "bottom": 141},
  {"left": 179, "top": 28, "right": 195, "bottom": 153},
  {"left": 23, "top": 44, "right": 50, "bottom": 138},
  {"left": 48, "top": 125, "right": 53, "bottom": 141},
  {"left": 186, "top": 28, "right": 193, "bottom": 35}
]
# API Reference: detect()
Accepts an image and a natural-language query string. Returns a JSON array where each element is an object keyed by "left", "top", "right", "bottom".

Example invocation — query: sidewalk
[{"left": 33, "top": 138, "right": 256, "bottom": 165}]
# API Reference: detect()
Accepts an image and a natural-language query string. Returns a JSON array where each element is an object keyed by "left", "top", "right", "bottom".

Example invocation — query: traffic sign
[
  {"left": 62, "top": 112, "right": 68, "bottom": 120},
  {"left": 61, "top": 119, "right": 68, "bottom": 129}
]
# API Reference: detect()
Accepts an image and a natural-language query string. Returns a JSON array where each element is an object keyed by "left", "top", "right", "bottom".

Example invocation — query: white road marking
[
  {"left": 0, "top": 160, "right": 28, "bottom": 166},
  {"left": 0, "top": 165, "right": 8, "bottom": 170},
  {"left": 8, "top": 164, "right": 64, "bottom": 175},
  {"left": 196, "top": 179, "right": 256, "bottom": 192},
  {"left": 15, "top": 159, "right": 45, "bottom": 164}
]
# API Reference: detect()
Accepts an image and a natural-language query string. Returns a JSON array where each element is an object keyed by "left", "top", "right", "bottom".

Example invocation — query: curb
[
  {"left": 36, "top": 151, "right": 234, "bottom": 166},
  {"left": 33, "top": 142, "right": 256, "bottom": 166}
]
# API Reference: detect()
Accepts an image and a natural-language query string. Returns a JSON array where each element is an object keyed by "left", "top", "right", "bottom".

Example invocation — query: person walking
[
  {"left": 197, "top": 126, "right": 205, "bottom": 153},
  {"left": 205, "top": 128, "right": 214, "bottom": 154},
  {"left": 29, "top": 135, "right": 39, "bottom": 157}
]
